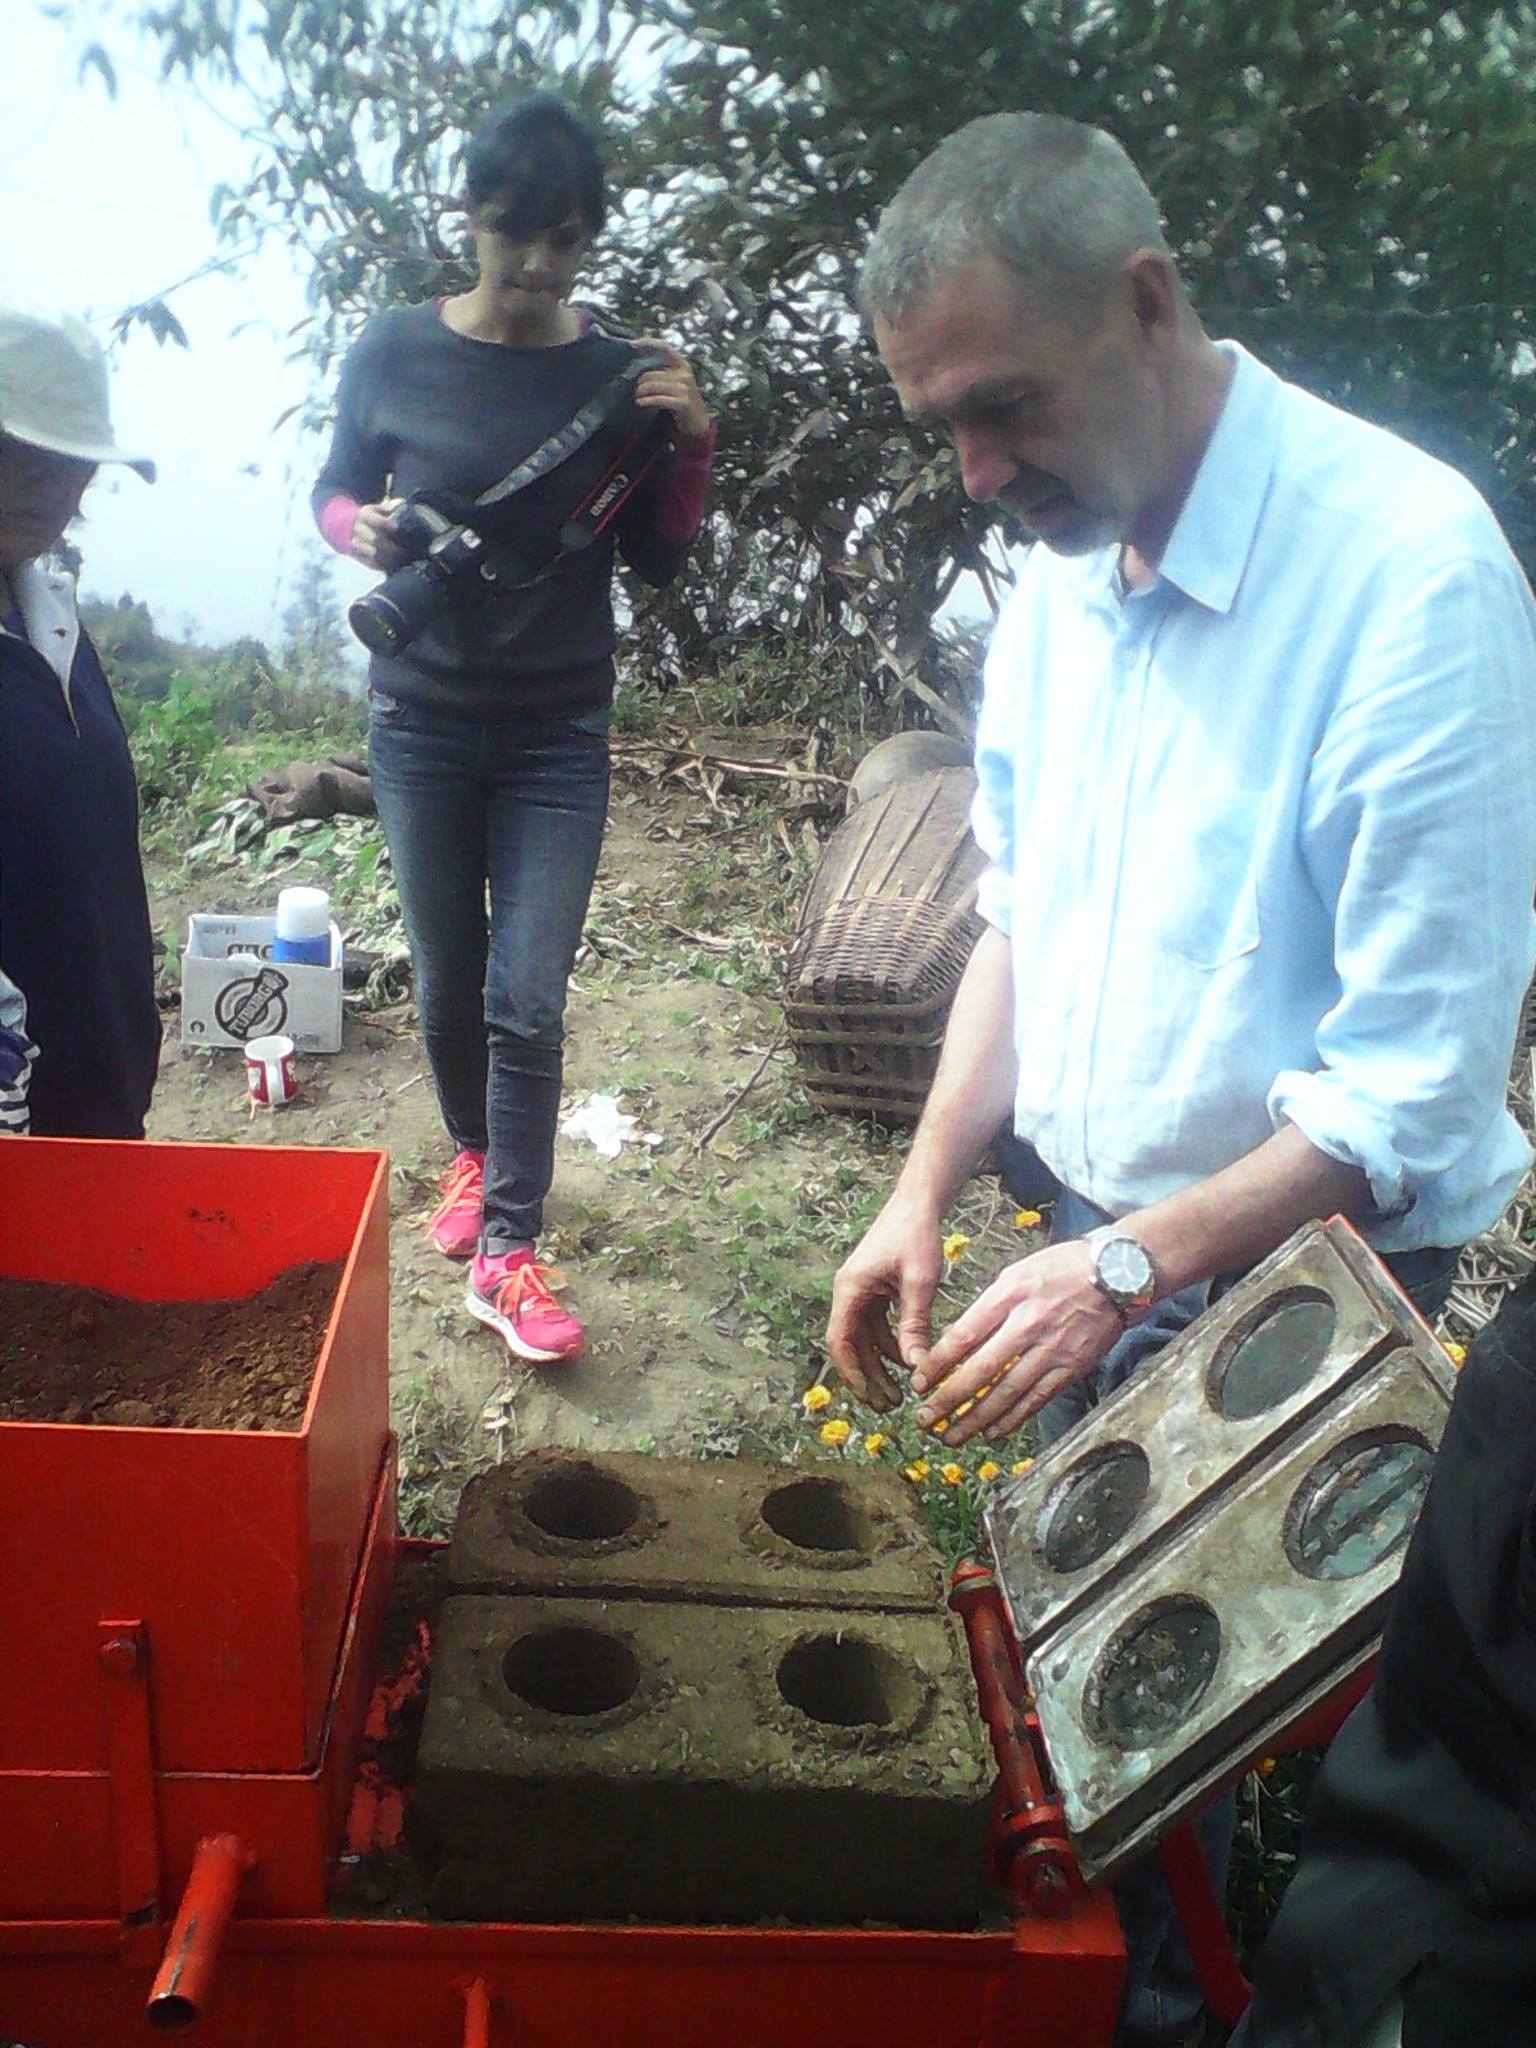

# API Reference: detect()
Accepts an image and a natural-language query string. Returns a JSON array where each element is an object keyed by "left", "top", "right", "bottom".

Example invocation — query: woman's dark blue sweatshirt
[{"left": 312, "top": 303, "right": 688, "bottom": 719}]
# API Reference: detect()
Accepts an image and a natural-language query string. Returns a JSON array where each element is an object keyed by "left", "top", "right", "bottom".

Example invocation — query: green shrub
[{"left": 125, "top": 680, "right": 223, "bottom": 809}]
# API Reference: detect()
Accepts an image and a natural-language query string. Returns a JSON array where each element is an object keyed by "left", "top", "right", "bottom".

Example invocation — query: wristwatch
[{"left": 1084, "top": 1225, "right": 1160, "bottom": 1320}]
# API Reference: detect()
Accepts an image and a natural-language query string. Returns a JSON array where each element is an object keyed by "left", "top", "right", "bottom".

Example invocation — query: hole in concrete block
[
  {"left": 502, "top": 1626, "right": 641, "bottom": 1717},
  {"left": 1036, "top": 1441, "right": 1151, "bottom": 1574},
  {"left": 1210, "top": 1289, "right": 1337, "bottom": 1420},
  {"left": 776, "top": 1634, "right": 917, "bottom": 1728},
  {"left": 1284, "top": 1427, "right": 1434, "bottom": 1582},
  {"left": 523, "top": 1463, "right": 643, "bottom": 1543},
  {"left": 1088, "top": 1596, "right": 1222, "bottom": 1752},
  {"left": 761, "top": 1476, "right": 873, "bottom": 1554}
]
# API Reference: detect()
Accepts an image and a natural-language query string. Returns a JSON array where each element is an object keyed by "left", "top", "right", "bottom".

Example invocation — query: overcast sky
[{"left": 7, "top": 3, "right": 375, "bottom": 646}]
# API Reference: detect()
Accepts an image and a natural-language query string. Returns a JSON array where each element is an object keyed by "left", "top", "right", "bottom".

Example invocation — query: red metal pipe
[
  {"left": 462, "top": 1977, "right": 492, "bottom": 2048},
  {"left": 1156, "top": 1818, "right": 1251, "bottom": 2024},
  {"left": 146, "top": 1833, "right": 254, "bottom": 2031},
  {"left": 949, "top": 1562, "right": 1084, "bottom": 1918}
]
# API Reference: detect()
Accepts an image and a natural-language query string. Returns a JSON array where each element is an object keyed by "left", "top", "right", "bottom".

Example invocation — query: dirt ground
[
  {"left": 143, "top": 768, "right": 910, "bottom": 1528},
  {"left": 0, "top": 1262, "right": 338, "bottom": 1429}
]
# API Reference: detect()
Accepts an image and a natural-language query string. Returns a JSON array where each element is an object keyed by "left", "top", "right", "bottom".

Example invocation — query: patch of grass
[{"left": 395, "top": 1367, "right": 498, "bottom": 1539}]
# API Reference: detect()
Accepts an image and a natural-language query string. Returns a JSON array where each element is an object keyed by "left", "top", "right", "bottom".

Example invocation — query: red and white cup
[{"left": 244, "top": 1033, "right": 299, "bottom": 1107}]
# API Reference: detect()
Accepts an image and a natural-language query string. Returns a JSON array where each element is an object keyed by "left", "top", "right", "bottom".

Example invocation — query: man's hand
[
  {"left": 912, "top": 1241, "right": 1126, "bottom": 1446},
  {"left": 826, "top": 1196, "right": 946, "bottom": 1412},
  {"left": 824, "top": 926, "right": 1019, "bottom": 1416},
  {"left": 632, "top": 339, "right": 712, "bottom": 443}
]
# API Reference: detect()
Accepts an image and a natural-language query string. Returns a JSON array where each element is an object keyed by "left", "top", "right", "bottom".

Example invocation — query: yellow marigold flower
[
  {"left": 1011, "top": 1457, "right": 1035, "bottom": 1477},
  {"left": 903, "top": 1459, "right": 930, "bottom": 1484},
  {"left": 1013, "top": 1208, "right": 1043, "bottom": 1230},
  {"left": 802, "top": 1383, "right": 833, "bottom": 1413},
  {"left": 929, "top": 1413, "right": 950, "bottom": 1433},
  {"left": 863, "top": 1433, "right": 889, "bottom": 1456},
  {"left": 1443, "top": 1340, "right": 1467, "bottom": 1369},
  {"left": 941, "top": 1462, "right": 966, "bottom": 1486},
  {"left": 819, "top": 1418, "right": 852, "bottom": 1448},
  {"left": 978, "top": 1461, "right": 1001, "bottom": 1482},
  {"left": 941, "top": 1231, "right": 970, "bottom": 1262}
]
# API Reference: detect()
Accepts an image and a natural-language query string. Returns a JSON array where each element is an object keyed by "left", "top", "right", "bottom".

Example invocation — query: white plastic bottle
[{"left": 271, "top": 886, "right": 332, "bottom": 967}]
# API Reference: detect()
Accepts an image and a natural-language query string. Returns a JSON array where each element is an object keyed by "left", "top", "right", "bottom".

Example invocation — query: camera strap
[
  {"left": 474, "top": 412, "right": 672, "bottom": 601},
  {"left": 472, "top": 351, "right": 665, "bottom": 514},
  {"left": 556, "top": 413, "right": 672, "bottom": 551},
  {"left": 464, "top": 350, "right": 679, "bottom": 595}
]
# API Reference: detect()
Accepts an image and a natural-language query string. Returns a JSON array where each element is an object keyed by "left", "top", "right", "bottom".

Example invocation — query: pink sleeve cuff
[
  {"left": 317, "top": 494, "right": 360, "bottom": 557},
  {"left": 655, "top": 422, "right": 716, "bottom": 548}
]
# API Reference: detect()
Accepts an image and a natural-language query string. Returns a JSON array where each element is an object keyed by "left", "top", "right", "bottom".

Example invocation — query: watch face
[{"left": 1098, "top": 1236, "right": 1154, "bottom": 1299}]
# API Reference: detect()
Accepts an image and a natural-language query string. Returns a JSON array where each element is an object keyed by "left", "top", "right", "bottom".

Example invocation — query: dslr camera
[{"left": 347, "top": 499, "right": 494, "bottom": 657}]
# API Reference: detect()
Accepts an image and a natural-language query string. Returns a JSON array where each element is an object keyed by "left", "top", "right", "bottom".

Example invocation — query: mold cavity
[
  {"left": 502, "top": 1627, "right": 641, "bottom": 1717},
  {"left": 761, "top": 1476, "right": 871, "bottom": 1553},
  {"left": 777, "top": 1635, "right": 916, "bottom": 1729},
  {"left": 1285, "top": 1430, "right": 1434, "bottom": 1582},
  {"left": 1090, "top": 1597, "right": 1222, "bottom": 1751},
  {"left": 1213, "top": 1291, "right": 1338, "bottom": 1420},
  {"left": 1036, "top": 1442, "right": 1151, "bottom": 1574},
  {"left": 523, "top": 1464, "right": 642, "bottom": 1542}
]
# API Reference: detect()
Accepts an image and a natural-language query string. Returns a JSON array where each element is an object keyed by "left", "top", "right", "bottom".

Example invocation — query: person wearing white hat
[{"left": 0, "top": 302, "right": 161, "bottom": 1137}]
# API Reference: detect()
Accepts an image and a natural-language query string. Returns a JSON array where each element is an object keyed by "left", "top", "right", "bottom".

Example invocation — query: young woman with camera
[{"left": 313, "top": 94, "right": 714, "bottom": 1366}]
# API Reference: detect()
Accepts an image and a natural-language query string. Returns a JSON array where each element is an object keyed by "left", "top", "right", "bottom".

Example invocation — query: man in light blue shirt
[
  {"left": 829, "top": 108, "right": 1536, "bottom": 1446},
  {"left": 826, "top": 110, "right": 1536, "bottom": 2048},
  {"left": 973, "top": 332, "right": 1535, "bottom": 1259}
]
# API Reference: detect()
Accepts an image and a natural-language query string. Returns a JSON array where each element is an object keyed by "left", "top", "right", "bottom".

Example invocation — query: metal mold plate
[
  {"left": 1026, "top": 1344, "right": 1453, "bottom": 1881},
  {"left": 984, "top": 1221, "right": 1411, "bottom": 1649}
]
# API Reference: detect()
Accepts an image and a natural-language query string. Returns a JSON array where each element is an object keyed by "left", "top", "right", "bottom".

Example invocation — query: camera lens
[
  {"left": 348, "top": 590, "right": 410, "bottom": 656},
  {"left": 348, "top": 560, "right": 452, "bottom": 655}
]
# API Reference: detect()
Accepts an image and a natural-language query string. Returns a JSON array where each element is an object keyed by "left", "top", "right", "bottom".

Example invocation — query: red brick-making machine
[{"left": 0, "top": 1140, "right": 1457, "bottom": 2045}]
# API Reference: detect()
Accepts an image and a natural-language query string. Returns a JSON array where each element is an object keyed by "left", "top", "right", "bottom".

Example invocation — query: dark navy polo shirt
[{"left": 0, "top": 611, "right": 160, "bottom": 1136}]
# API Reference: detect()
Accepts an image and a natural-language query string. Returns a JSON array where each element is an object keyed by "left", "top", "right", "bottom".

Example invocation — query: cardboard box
[{"left": 181, "top": 912, "right": 344, "bottom": 1052}]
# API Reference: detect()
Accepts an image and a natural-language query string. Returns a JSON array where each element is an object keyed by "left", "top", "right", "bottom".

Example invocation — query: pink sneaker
[
  {"left": 467, "top": 1250, "right": 585, "bottom": 1365},
  {"left": 428, "top": 1149, "right": 484, "bottom": 1259}
]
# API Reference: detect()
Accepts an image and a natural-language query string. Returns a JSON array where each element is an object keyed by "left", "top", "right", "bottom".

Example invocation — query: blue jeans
[
  {"left": 369, "top": 690, "right": 610, "bottom": 1252},
  {"left": 994, "top": 1134, "right": 1459, "bottom": 2044}
]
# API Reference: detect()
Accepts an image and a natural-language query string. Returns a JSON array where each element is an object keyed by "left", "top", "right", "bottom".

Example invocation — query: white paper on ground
[{"left": 558, "top": 1091, "right": 661, "bottom": 1158}]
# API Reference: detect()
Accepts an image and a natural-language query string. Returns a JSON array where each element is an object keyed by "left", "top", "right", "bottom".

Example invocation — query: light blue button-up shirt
[{"left": 973, "top": 342, "right": 1536, "bottom": 1253}]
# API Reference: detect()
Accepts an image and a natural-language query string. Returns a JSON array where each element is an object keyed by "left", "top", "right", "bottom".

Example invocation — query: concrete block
[
  {"left": 449, "top": 1451, "right": 945, "bottom": 1615},
  {"left": 418, "top": 1594, "right": 992, "bottom": 1926}
]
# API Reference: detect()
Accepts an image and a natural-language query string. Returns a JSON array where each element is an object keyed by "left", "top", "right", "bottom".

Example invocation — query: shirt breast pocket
[{"left": 1148, "top": 791, "right": 1262, "bottom": 971}]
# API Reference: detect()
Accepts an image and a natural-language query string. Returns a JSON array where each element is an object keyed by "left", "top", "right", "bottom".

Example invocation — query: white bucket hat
[{"left": 0, "top": 303, "right": 155, "bottom": 481}]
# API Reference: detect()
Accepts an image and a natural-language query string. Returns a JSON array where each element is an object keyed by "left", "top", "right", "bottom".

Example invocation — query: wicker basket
[{"left": 785, "top": 766, "right": 986, "bottom": 1122}]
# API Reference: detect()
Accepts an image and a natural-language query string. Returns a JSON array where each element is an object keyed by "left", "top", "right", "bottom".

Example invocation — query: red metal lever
[
  {"left": 950, "top": 1561, "right": 1085, "bottom": 1918},
  {"left": 145, "top": 1833, "right": 254, "bottom": 2031},
  {"left": 1157, "top": 1818, "right": 1252, "bottom": 2024},
  {"left": 463, "top": 1977, "right": 492, "bottom": 2048}
]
